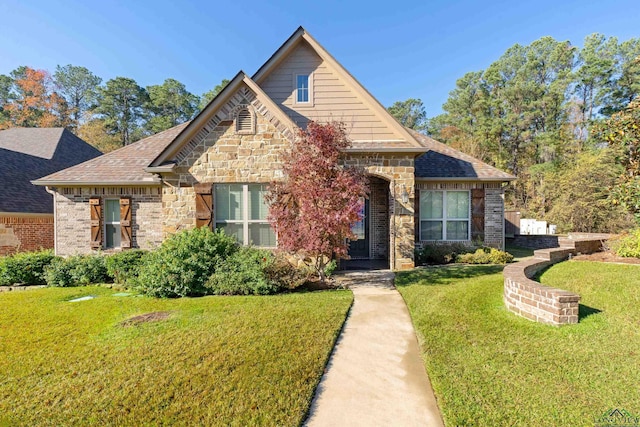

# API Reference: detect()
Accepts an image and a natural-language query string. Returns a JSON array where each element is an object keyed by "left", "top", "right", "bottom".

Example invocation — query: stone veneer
[
  {"left": 52, "top": 186, "right": 163, "bottom": 255},
  {"left": 342, "top": 154, "right": 415, "bottom": 270},
  {"left": 415, "top": 182, "right": 505, "bottom": 249},
  {"left": 160, "top": 84, "right": 417, "bottom": 270}
]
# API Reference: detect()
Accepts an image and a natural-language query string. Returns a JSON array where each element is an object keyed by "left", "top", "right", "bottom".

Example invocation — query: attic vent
[{"left": 235, "top": 107, "right": 255, "bottom": 134}]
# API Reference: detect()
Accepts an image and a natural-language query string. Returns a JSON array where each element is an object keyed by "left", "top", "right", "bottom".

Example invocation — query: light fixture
[{"left": 400, "top": 186, "right": 409, "bottom": 204}]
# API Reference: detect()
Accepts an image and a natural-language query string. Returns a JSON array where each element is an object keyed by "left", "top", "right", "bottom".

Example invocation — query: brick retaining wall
[{"left": 503, "top": 236, "right": 605, "bottom": 326}]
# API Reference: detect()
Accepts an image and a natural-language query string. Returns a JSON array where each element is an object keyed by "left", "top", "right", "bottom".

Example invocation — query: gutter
[
  {"left": 344, "top": 147, "right": 429, "bottom": 154},
  {"left": 32, "top": 179, "right": 162, "bottom": 187},
  {"left": 415, "top": 177, "right": 516, "bottom": 182}
]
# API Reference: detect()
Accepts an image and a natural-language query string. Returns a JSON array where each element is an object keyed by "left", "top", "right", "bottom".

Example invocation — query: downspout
[
  {"left": 391, "top": 180, "right": 396, "bottom": 271},
  {"left": 44, "top": 186, "right": 57, "bottom": 256}
]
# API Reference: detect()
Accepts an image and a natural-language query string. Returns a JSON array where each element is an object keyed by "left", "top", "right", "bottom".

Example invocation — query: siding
[{"left": 259, "top": 40, "right": 404, "bottom": 142}]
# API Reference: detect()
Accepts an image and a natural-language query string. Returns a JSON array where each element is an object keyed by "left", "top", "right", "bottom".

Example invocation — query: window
[
  {"left": 235, "top": 106, "right": 255, "bottom": 134},
  {"left": 419, "top": 190, "right": 470, "bottom": 241},
  {"left": 295, "top": 74, "right": 310, "bottom": 104},
  {"left": 104, "top": 199, "right": 121, "bottom": 248},
  {"left": 215, "top": 184, "right": 276, "bottom": 247}
]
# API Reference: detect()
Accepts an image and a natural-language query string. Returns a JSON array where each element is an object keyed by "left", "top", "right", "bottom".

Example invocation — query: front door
[{"left": 349, "top": 199, "right": 369, "bottom": 258}]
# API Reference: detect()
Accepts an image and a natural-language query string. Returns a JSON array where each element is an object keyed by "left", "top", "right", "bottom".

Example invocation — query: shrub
[
  {"left": 456, "top": 247, "right": 514, "bottom": 264},
  {"left": 206, "top": 247, "right": 281, "bottom": 295},
  {"left": 264, "top": 254, "right": 312, "bottom": 290},
  {"left": 45, "top": 254, "right": 109, "bottom": 287},
  {"left": 415, "top": 243, "right": 471, "bottom": 265},
  {"left": 0, "top": 250, "right": 58, "bottom": 286},
  {"left": 105, "top": 250, "right": 148, "bottom": 285},
  {"left": 134, "top": 228, "right": 238, "bottom": 298},
  {"left": 612, "top": 228, "right": 640, "bottom": 258}
]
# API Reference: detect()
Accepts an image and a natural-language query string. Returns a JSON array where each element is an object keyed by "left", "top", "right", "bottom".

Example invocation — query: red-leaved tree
[{"left": 266, "top": 121, "right": 367, "bottom": 281}]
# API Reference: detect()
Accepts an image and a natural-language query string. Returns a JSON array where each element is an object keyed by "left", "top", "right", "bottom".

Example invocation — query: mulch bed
[
  {"left": 120, "top": 311, "right": 171, "bottom": 327},
  {"left": 571, "top": 251, "right": 640, "bottom": 265}
]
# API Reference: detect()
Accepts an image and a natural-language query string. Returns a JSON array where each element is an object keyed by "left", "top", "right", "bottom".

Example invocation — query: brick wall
[
  {"left": 503, "top": 257, "right": 580, "bottom": 325},
  {"left": 369, "top": 177, "right": 389, "bottom": 261},
  {"left": 52, "top": 187, "right": 162, "bottom": 256},
  {"left": 0, "top": 214, "right": 54, "bottom": 256},
  {"left": 503, "top": 237, "right": 605, "bottom": 325}
]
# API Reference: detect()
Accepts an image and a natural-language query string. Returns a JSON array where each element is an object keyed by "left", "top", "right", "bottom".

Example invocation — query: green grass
[
  {"left": 505, "top": 244, "right": 535, "bottom": 261},
  {"left": 0, "top": 287, "right": 352, "bottom": 426},
  {"left": 396, "top": 262, "right": 640, "bottom": 427}
]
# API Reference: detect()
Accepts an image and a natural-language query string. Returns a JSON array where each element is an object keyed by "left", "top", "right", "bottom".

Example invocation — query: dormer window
[
  {"left": 295, "top": 74, "right": 312, "bottom": 104},
  {"left": 235, "top": 106, "right": 255, "bottom": 134}
]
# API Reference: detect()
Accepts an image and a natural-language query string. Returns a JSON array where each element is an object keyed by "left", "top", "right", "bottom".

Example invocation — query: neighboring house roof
[
  {"left": 410, "top": 129, "right": 516, "bottom": 181},
  {"left": 0, "top": 128, "right": 102, "bottom": 213},
  {"left": 33, "top": 123, "right": 189, "bottom": 186}
]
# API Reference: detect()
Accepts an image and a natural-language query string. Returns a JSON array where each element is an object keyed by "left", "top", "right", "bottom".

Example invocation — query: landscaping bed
[
  {"left": 0, "top": 286, "right": 352, "bottom": 426},
  {"left": 396, "top": 262, "right": 640, "bottom": 426}
]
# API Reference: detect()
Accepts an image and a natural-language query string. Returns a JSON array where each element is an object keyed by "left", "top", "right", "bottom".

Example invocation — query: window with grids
[
  {"left": 296, "top": 74, "right": 310, "bottom": 103},
  {"left": 214, "top": 184, "right": 276, "bottom": 247},
  {"left": 419, "top": 190, "right": 470, "bottom": 241},
  {"left": 104, "top": 199, "right": 121, "bottom": 248}
]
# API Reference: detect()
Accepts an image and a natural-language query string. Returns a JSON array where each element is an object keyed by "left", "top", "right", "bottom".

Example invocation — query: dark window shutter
[
  {"left": 90, "top": 197, "right": 102, "bottom": 249},
  {"left": 471, "top": 189, "right": 485, "bottom": 241},
  {"left": 194, "top": 183, "right": 213, "bottom": 229},
  {"left": 120, "top": 197, "right": 132, "bottom": 249}
]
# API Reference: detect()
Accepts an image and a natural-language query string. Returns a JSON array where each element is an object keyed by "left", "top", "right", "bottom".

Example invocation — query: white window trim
[
  {"left": 214, "top": 184, "right": 276, "bottom": 248},
  {"left": 293, "top": 73, "right": 313, "bottom": 106},
  {"left": 103, "top": 198, "right": 121, "bottom": 249},
  {"left": 419, "top": 190, "right": 471, "bottom": 242}
]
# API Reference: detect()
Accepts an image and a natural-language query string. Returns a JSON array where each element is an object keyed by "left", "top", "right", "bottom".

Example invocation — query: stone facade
[
  {"left": 415, "top": 181, "right": 505, "bottom": 250},
  {"left": 343, "top": 154, "right": 415, "bottom": 270},
  {"left": 0, "top": 214, "right": 53, "bottom": 256},
  {"left": 161, "top": 86, "right": 292, "bottom": 235},
  {"left": 52, "top": 186, "right": 162, "bottom": 255}
]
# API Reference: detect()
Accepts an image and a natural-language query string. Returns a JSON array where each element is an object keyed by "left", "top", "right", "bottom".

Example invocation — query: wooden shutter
[
  {"left": 194, "top": 183, "right": 213, "bottom": 229},
  {"left": 120, "top": 197, "right": 132, "bottom": 249},
  {"left": 471, "top": 189, "right": 485, "bottom": 241},
  {"left": 89, "top": 197, "right": 102, "bottom": 249}
]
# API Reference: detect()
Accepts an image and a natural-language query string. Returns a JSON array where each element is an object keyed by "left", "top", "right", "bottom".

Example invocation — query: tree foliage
[
  {"left": 387, "top": 98, "right": 428, "bottom": 132},
  {"left": 266, "top": 121, "right": 367, "bottom": 281},
  {"left": 94, "top": 77, "right": 149, "bottom": 146},
  {"left": 1, "top": 67, "right": 68, "bottom": 128},
  {"left": 146, "top": 78, "right": 198, "bottom": 134},
  {"left": 595, "top": 98, "right": 640, "bottom": 222},
  {"left": 418, "top": 33, "right": 640, "bottom": 232},
  {"left": 199, "top": 78, "right": 230, "bottom": 111},
  {"left": 53, "top": 65, "right": 102, "bottom": 131}
]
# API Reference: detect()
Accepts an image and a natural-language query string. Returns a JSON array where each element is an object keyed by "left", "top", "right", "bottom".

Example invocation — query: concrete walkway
[{"left": 304, "top": 271, "right": 444, "bottom": 427}]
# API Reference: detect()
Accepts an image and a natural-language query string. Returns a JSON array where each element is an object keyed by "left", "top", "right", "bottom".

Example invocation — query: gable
[{"left": 257, "top": 37, "right": 416, "bottom": 146}]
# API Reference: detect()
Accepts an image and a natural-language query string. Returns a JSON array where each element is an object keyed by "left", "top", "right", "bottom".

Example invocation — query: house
[
  {"left": 34, "top": 27, "right": 514, "bottom": 270},
  {"left": 0, "top": 128, "right": 102, "bottom": 255}
]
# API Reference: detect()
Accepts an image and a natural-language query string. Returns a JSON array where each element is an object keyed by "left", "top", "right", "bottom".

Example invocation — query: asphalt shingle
[{"left": 0, "top": 128, "right": 102, "bottom": 213}]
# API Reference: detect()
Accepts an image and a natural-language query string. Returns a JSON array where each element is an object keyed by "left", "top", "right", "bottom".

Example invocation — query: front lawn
[
  {"left": 0, "top": 287, "right": 352, "bottom": 426},
  {"left": 396, "top": 262, "right": 640, "bottom": 426}
]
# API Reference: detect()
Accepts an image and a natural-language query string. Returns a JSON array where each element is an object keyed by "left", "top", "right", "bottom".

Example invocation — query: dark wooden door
[{"left": 349, "top": 199, "right": 370, "bottom": 258}]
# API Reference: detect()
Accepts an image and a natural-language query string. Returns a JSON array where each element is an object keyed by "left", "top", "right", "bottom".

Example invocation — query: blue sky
[{"left": 1, "top": 0, "right": 639, "bottom": 116}]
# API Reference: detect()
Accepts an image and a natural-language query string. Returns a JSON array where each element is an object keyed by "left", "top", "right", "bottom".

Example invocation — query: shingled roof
[
  {"left": 0, "top": 128, "right": 102, "bottom": 213},
  {"left": 33, "top": 123, "right": 189, "bottom": 186},
  {"left": 409, "top": 129, "right": 515, "bottom": 181}
]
